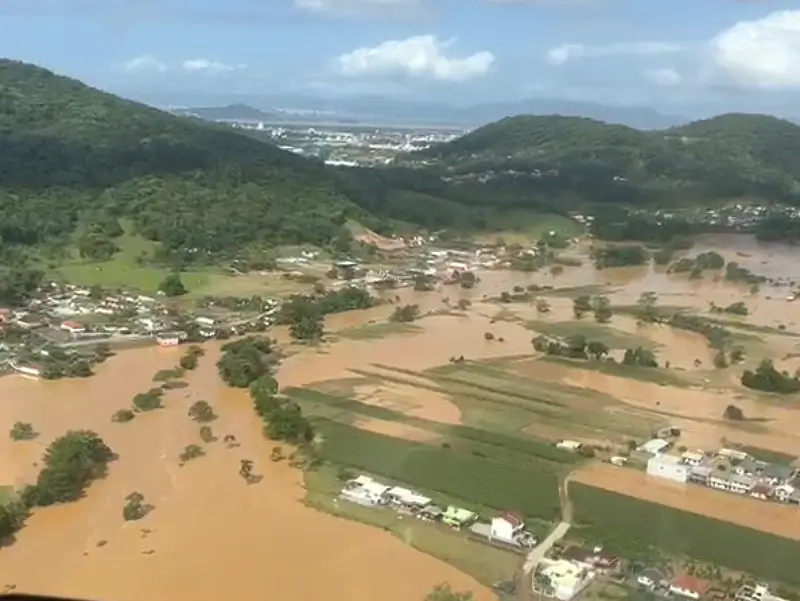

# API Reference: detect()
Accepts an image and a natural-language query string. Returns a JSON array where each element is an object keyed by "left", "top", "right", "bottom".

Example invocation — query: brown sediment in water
[
  {"left": 0, "top": 343, "right": 495, "bottom": 601},
  {"left": 573, "top": 462, "right": 800, "bottom": 539},
  {"left": 351, "top": 383, "right": 462, "bottom": 425},
  {"left": 2, "top": 233, "right": 800, "bottom": 597}
]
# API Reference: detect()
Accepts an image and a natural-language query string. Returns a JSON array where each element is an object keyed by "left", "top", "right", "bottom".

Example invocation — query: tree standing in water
[{"left": 239, "top": 459, "right": 254, "bottom": 483}]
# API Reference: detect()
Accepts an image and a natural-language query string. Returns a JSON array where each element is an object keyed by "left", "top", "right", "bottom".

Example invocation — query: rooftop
[{"left": 672, "top": 574, "right": 712, "bottom": 595}]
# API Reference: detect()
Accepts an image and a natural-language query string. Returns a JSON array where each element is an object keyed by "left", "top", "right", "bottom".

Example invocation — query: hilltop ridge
[{"left": 403, "top": 112, "right": 800, "bottom": 207}]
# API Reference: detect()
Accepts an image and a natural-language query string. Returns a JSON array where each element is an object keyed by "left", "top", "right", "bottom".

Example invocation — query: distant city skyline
[{"left": 2, "top": 1, "right": 799, "bottom": 117}]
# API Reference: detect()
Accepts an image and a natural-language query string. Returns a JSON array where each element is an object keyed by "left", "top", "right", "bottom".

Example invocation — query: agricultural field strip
[
  {"left": 355, "top": 363, "right": 656, "bottom": 436},
  {"left": 570, "top": 482, "right": 800, "bottom": 586},
  {"left": 537, "top": 355, "right": 693, "bottom": 387},
  {"left": 311, "top": 417, "right": 569, "bottom": 521},
  {"left": 524, "top": 321, "right": 659, "bottom": 350},
  {"left": 283, "top": 387, "right": 580, "bottom": 467}
]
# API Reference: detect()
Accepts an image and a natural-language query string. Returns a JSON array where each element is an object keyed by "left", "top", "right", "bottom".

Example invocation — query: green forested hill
[
  {"left": 405, "top": 113, "right": 800, "bottom": 206},
  {"left": 0, "top": 59, "right": 360, "bottom": 262}
]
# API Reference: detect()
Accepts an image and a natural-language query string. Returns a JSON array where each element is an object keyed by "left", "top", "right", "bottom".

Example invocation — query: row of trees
[
  {"left": 573, "top": 294, "right": 612, "bottom": 322},
  {"left": 250, "top": 376, "right": 315, "bottom": 445},
  {"left": 741, "top": 359, "right": 800, "bottom": 394},
  {"left": 277, "top": 287, "right": 377, "bottom": 341}
]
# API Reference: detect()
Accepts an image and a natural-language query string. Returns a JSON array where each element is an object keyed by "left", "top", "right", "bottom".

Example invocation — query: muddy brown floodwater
[{"left": 1, "top": 233, "right": 799, "bottom": 600}]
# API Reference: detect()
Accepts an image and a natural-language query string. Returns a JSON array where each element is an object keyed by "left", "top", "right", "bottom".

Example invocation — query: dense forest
[
  {"left": 3, "top": 57, "right": 800, "bottom": 273},
  {"left": 404, "top": 113, "right": 800, "bottom": 207}
]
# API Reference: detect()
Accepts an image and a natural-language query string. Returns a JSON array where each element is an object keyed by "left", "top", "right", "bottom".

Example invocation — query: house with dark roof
[{"left": 761, "top": 463, "right": 795, "bottom": 485}]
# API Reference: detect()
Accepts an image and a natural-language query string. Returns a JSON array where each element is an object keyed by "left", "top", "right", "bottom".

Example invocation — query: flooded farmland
[{"left": 1, "top": 234, "right": 800, "bottom": 600}]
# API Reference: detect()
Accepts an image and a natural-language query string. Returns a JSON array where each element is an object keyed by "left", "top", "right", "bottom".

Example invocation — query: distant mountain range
[{"left": 155, "top": 94, "right": 687, "bottom": 130}]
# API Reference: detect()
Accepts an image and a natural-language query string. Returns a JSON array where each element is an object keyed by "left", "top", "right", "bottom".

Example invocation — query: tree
[
  {"left": 572, "top": 295, "right": 592, "bottom": 318},
  {"left": 535, "top": 298, "right": 550, "bottom": 314},
  {"left": 133, "top": 388, "right": 163, "bottom": 411},
  {"left": 637, "top": 291, "right": 659, "bottom": 322},
  {"left": 0, "top": 499, "right": 28, "bottom": 541},
  {"left": 159, "top": 273, "right": 187, "bottom": 297},
  {"left": 289, "top": 315, "right": 324, "bottom": 341},
  {"left": 239, "top": 459, "right": 254, "bottom": 483},
  {"left": 217, "top": 336, "right": 278, "bottom": 388},
  {"left": 390, "top": 304, "right": 420, "bottom": 323},
  {"left": 587, "top": 340, "right": 610, "bottom": 360},
  {"left": 424, "top": 583, "right": 475, "bottom": 601},
  {"left": 32, "top": 430, "right": 114, "bottom": 506},
  {"left": 122, "top": 491, "right": 152, "bottom": 521},
  {"left": 9, "top": 422, "right": 37, "bottom": 441},
  {"left": 713, "top": 350, "right": 729, "bottom": 369},
  {"left": 592, "top": 296, "right": 612, "bottom": 323},
  {"left": 188, "top": 400, "right": 216, "bottom": 423},
  {"left": 111, "top": 409, "right": 135, "bottom": 423},
  {"left": 622, "top": 346, "right": 658, "bottom": 367},
  {"left": 741, "top": 358, "right": 800, "bottom": 394},
  {"left": 723, "top": 404, "right": 745, "bottom": 421},
  {"left": 270, "top": 446, "right": 284, "bottom": 462},
  {"left": 199, "top": 426, "right": 216, "bottom": 443},
  {"left": 179, "top": 444, "right": 205, "bottom": 462}
]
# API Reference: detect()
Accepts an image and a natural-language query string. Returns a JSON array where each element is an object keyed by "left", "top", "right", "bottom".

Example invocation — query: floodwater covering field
[{"left": 2, "top": 234, "right": 800, "bottom": 599}]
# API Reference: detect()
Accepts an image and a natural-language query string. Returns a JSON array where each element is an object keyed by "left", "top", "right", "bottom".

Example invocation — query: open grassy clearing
[
  {"left": 304, "top": 464, "right": 520, "bottom": 586},
  {"left": 470, "top": 211, "right": 584, "bottom": 245},
  {"left": 570, "top": 482, "right": 800, "bottom": 585},
  {"left": 335, "top": 322, "right": 424, "bottom": 341},
  {"left": 538, "top": 355, "right": 693, "bottom": 387},
  {"left": 49, "top": 223, "right": 317, "bottom": 298},
  {"left": 525, "top": 320, "right": 659, "bottom": 350},
  {"left": 312, "top": 417, "right": 568, "bottom": 521}
]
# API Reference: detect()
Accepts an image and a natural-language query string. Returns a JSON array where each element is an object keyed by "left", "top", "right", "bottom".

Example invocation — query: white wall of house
[
  {"left": 670, "top": 585, "right": 700, "bottom": 599},
  {"left": 647, "top": 455, "right": 689, "bottom": 483},
  {"left": 490, "top": 518, "right": 518, "bottom": 541}
]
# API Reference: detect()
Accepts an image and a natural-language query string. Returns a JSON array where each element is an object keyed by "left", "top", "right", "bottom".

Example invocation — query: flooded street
[{"left": 1, "top": 233, "right": 800, "bottom": 599}]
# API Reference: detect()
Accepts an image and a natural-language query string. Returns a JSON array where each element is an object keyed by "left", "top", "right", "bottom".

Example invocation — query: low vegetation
[
  {"left": 389, "top": 304, "right": 421, "bottom": 323},
  {"left": 132, "top": 388, "right": 164, "bottom": 412},
  {"left": 179, "top": 444, "right": 205, "bottom": 462},
  {"left": 9, "top": 422, "right": 37, "bottom": 441},
  {"left": 250, "top": 375, "right": 315, "bottom": 445},
  {"left": 188, "top": 400, "right": 217, "bottom": 423},
  {"left": 111, "top": 409, "right": 135, "bottom": 423},
  {"left": 571, "top": 483, "right": 800, "bottom": 585},
  {"left": 179, "top": 345, "right": 205, "bottom": 370},
  {"left": 741, "top": 359, "right": 800, "bottom": 394},
  {"left": 592, "top": 245, "right": 649, "bottom": 269},
  {"left": 277, "top": 287, "right": 376, "bottom": 341},
  {"left": 122, "top": 492, "right": 153, "bottom": 521}
]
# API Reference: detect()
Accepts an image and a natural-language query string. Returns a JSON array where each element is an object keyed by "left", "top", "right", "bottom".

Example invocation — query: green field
[
  {"left": 571, "top": 483, "right": 800, "bottom": 585},
  {"left": 335, "top": 322, "right": 423, "bottom": 341},
  {"left": 471, "top": 211, "right": 584, "bottom": 244},
  {"left": 304, "top": 465, "right": 521, "bottom": 585},
  {"left": 312, "top": 417, "right": 566, "bottom": 521},
  {"left": 526, "top": 320, "right": 658, "bottom": 350}
]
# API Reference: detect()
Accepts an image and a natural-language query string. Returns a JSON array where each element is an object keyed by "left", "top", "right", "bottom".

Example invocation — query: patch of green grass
[
  {"left": 305, "top": 464, "right": 520, "bottom": 586},
  {"left": 53, "top": 227, "right": 212, "bottom": 293},
  {"left": 336, "top": 322, "right": 423, "bottom": 340},
  {"left": 571, "top": 482, "right": 800, "bottom": 585},
  {"left": 473, "top": 211, "right": 584, "bottom": 244},
  {"left": 539, "top": 355, "right": 691, "bottom": 387},
  {"left": 313, "top": 417, "right": 564, "bottom": 521},
  {"left": 0, "top": 485, "right": 14, "bottom": 503},
  {"left": 698, "top": 315, "right": 799, "bottom": 338},
  {"left": 525, "top": 320, "right": 658, "bottom": 350}
]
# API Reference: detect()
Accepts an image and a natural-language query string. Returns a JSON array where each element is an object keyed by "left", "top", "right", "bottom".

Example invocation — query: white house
[
  {"left": 156, "top": 334, "right": 180, "bottom": 347},
  {"left": 647, "top": 454, "right": 689, "bottom": 483},
  {"left": 534, "top": 559, "right": 595, "bottom": 601},
  {"left": 490, "top": 512, "right": 524, "bottom": 542},
  {"left": 681, "top": 451, "right": 705, "bottom": 466},
  {"left": 669, "top": 574, "right": 710, "bottom": 599}
]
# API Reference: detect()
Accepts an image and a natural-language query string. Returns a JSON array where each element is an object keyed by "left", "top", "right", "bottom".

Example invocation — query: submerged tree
[{"left": 239, "top": 459, "right": 255, "bottom": 483}]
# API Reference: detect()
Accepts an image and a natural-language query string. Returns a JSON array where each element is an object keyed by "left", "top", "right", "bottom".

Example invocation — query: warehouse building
[{"left": 647, "top": 454, "right": 689, "bottom": 484}]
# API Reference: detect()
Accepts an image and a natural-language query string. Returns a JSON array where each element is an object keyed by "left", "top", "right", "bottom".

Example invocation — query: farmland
[{"left": 570, "top": 481, "right": 800, "bottom": 585}]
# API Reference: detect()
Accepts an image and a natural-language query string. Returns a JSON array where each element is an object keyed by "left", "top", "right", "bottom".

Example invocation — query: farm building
[
  {"left": 534, "top": 559, "right": 596, "bottom": 601},
  {"left": 490, "top": 512, "right": 525, "bottom": 543},
  {"left": 60, "top": 320, "right": 86, "bottom": 334},
  {"left": 384, "top": 486, "right": 431, "bottom": 509},
  {"left": 442, "top": 506, "right": 477, "bottom": 529},
  {"left": 556, "top": 440, "right": 582, "bottom": 452},
  {"left": 639, "top": 439, "right": 670, "bottom": 455},
  {"left": 670, "top": 574, "right": 711, "bottom": 599},
  {"left": 340, "top": 475, "right": 390, "bottom": 506},
  {"left": 647, "top": 454, "right": 689, "bottom": 484}
]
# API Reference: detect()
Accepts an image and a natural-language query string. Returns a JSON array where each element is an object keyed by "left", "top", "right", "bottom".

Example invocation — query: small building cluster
[
  {"left": 645, "top": 447, "right": 800, "bottom": 505},
  {"left": 339, "top": 474, "right": 537, "bottom": 550},
  {"left": 536, "top": 546, "right": 619, "bottom": 600}
]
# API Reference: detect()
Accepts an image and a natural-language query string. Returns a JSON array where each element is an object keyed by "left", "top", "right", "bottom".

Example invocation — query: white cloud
[
  {"left": 645, "top": 67, "right": 682, "bottom": 87},
  {"left": 122, "top": 54, "right": 167, "bottom": 73},
  {"left": 293, "top": 0, "right": 423, "bottom": 18},
  {"left": 181, "top": 59, "right": 242, "bottom": 73},
  {"left": 545, "top": 41, "right": 681, "bottom": 65},
  {"left": 335, "top": 35, "right": 494, "bottom": 82},
  {"left": 711, "top": 10, "right": 800, "bottom": 89}
]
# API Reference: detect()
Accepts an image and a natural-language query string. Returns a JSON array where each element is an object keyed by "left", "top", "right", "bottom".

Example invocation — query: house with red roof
[
  {"left": 670, "top": 574, "right": 712, "bottom": 599},
  {"left": 60, "top": 320, "right": 86, "bottom": 335},
  {"left": 490, "top": 512, "right": 524, "bottom": 542}
]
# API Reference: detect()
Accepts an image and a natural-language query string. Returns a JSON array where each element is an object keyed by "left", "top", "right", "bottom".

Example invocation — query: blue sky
[{"left": 1, "top": 0, "right": 800, "bottom": 113}]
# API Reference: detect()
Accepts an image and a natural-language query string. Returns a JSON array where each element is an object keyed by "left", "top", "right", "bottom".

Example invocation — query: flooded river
[{"left": 1, "top": 234, "right": 799, "bottom": 600}]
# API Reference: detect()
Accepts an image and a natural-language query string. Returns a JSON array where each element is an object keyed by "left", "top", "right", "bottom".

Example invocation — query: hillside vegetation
[{"left": 404, "top": 113, "right": 800, "bottom": 207}]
